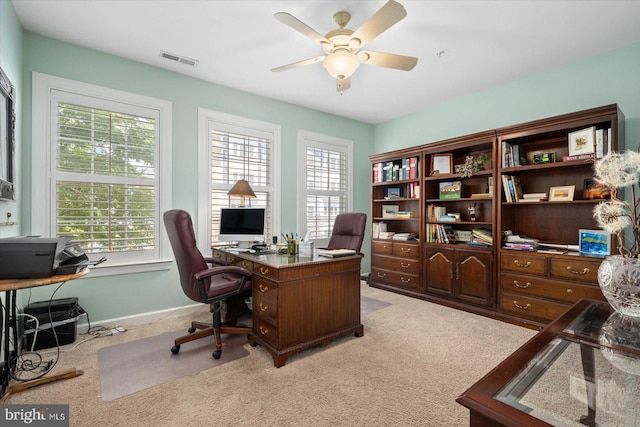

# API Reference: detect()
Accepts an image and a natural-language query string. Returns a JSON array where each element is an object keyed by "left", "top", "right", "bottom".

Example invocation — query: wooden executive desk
[
  {"left": 0, "top": 270, "right": 88, "bottom": 402},
  {"left": 213, "top": 248, "right": 364, "bottom": 367}
]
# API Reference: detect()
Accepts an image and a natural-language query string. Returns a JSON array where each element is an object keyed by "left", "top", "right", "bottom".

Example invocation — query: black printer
[{"left": 0, "top": 236, "right": 89, "bottom": 279}]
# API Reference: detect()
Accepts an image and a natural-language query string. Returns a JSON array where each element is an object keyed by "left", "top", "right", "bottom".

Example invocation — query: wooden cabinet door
[
  {"left": 456, "top": 249, "right": 493, "bottom": 307},
  {"left": 425, "top": 246, "right": 455, "bottom": 296}
]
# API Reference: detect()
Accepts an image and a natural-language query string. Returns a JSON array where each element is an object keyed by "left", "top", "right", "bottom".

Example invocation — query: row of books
[
  {"left": 372, "top": 156, "right": 419, "bottom": 183},
  {"left": 426, "top": 223, "right": 456, "bottom": 244},
  {"left": 501, "top": 140, "right": 528, "bottom": 168},
  {"left": 501, "top": 175, "right": 523, "bottom": 202}
]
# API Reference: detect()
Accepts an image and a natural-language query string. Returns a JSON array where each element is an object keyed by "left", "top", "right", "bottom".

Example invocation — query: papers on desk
[{"left": 317, "top": 249, "right": 357, "bottom": 258}]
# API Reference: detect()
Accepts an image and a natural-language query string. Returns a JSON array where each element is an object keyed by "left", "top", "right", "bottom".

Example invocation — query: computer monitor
[{"left": 219, "top": 207, "right": 265, "bottom": 248}]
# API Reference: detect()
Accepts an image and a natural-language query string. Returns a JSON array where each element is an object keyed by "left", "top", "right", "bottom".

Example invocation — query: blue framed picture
[{"left": 579, "top": 229, "right": 610, "bottom": 257}]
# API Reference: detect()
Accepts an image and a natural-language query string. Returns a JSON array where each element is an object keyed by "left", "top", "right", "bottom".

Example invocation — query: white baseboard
[{"left": 76, "top": 303, "right": 207, "bottom": 333}]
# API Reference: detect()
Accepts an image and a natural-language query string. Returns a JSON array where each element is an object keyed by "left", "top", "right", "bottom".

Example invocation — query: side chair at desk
[
  {"left": 0, "top": 270, "right": 88, "bottom": 403},
  {"left": 212, "top": 247, "right": 364, "bottom": 367}
]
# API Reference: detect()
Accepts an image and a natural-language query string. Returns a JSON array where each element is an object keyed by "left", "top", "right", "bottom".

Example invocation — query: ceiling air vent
[{"left": 160, "top": 51, "right": 199, "bottom": 67}]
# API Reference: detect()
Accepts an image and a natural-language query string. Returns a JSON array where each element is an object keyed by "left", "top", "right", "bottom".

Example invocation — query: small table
[
  {"left": 0, "top": 270, "right": 88, "bottom": 402},
  {"left": 457, "top": 298, "right": 640, "bottom": 426},
  {"left": 213, "top": 248, "right": 364, "bottom": 367}
]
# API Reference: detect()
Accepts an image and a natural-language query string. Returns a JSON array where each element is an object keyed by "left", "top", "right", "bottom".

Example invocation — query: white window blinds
[{"left": 55, "top": 100, "right": 158, "bottom": 255}]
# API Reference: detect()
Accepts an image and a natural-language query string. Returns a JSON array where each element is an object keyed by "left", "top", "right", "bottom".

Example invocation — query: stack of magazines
[
  {"left": 470, "top": 228, "right": 493, "bottom": 246},
  {"left": 503, "top": 234, "right": 539, "bottom": 251}
]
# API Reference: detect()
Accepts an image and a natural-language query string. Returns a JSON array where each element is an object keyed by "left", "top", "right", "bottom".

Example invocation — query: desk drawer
[
  {"left": 253, "top": 262, "right": 279, "bottom": 280},
  {"left": 252, "top": 283, "right": 277, "bottom": 325},
  {"left": 550, "top": 258, "right": 600, "bottom": 284},
  {"left": 501, "top": 273, "right": 605, "bottom": 304},
  {"left": 499, "top": 291, "right": 569, "bottom": 323},
  {"left": 372, "top": 254, "right": 420, "bottom": 276},
  {"left": 253, "top": 317, "right": 277, "bottom": 347},
  {"left": 501, "top": 252, "right": 546, "bottom": 276},
  {"left": 227, "top": 257, "right": 253, "bottom": 270}
]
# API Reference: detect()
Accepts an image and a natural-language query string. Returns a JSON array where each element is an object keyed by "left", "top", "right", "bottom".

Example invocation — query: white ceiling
[{"left": 11, "top": 0, "right": 640, "bottom": 124}]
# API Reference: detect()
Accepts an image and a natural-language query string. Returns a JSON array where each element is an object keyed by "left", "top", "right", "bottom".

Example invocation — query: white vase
[{"left": 598, "top": 255, "right": 640, "bottom": 317}]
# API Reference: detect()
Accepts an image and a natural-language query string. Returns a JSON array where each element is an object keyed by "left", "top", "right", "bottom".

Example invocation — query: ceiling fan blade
[
  {"left": 350, "top": 0, "right": 407, "bottom": 49},
  {"left": 336, "top": 77, "right": 351, "bottom": 92},
  {"left": 359, "top": 50, "right": 417, "bottom": 71},
  {"left": 274, "top": 12, "right": 332, "bottom": 46},
  {"left": 271, "top": 56, "right": 325, "bottom": 72}
]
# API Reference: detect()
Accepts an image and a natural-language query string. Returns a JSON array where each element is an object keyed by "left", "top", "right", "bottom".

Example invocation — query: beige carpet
[{"left": 6, "top": 283, "right": 536, "bottom": 426}]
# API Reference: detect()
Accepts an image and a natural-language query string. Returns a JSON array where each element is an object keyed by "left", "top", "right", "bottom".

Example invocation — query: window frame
[
  {"left": 197, "top": 109, "right": 281, "bottom": 256},
  {"left": 31, "top": 72, "right": 173, "bottom": 277},
  {"left": 296, "top": 130, "right": 353, "bottom": 247}
]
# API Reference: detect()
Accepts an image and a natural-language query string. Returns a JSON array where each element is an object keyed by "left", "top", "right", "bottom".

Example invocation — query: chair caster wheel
[
  {"left": 171, "top": 345, "right": 180, "bottom": 354},
  {"left": 213, "top": 350, "right": 221, "bottom": 359},
  {"left": 188, "top": 327, "right": 196, "bottom": 333}
]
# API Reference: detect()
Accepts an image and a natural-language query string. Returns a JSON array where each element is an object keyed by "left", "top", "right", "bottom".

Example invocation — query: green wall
[
  {"left": 4, "top": 1, "right": 375, "bottom": 323},
  {"left": 0, "top": 0, "right": 22, "bottom": 240},
  {"left": 375, "top": 41, "right": 640, "bottom": 154},
  {"left": 4, "top": 0, "right": 640, "bottom": 324}
]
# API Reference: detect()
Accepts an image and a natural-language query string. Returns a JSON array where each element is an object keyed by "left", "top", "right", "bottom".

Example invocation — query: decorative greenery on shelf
[
  {"left": 592, "top": 150, "right": 640, "bottom": 257},
  {"left": 454, "top": 153, "right": 489, "bottom": 178}
]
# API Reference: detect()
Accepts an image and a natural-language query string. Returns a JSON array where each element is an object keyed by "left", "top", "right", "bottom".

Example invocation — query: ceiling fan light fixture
[{"left": 323, "top": 49, "right": 360, "bottom": 80}]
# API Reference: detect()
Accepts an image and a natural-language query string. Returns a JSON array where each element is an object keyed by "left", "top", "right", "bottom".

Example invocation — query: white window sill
[{"left": 85, "top": 259, "right": 173, "bottom": 277}]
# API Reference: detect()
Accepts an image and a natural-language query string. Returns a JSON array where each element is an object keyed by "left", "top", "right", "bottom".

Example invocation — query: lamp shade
[
  {"left": 227, "top": 179, "right": 256, "bottom": 199},
  {"left": 323, "top": 49, "right": 360, "bottom": 80}
]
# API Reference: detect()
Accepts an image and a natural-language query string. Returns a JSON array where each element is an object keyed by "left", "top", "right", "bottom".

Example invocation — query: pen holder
[{"left": 287, "top": 242, "right": 299, "bottom": 255}]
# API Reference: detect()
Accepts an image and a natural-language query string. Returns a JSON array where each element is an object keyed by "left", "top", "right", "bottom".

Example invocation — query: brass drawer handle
[
  {"left": 513, "top": 260, "right": 532, "bottom": 268},
  {"left": 259, "top": 326, "right": 269, "bottom": 335},
  {"left": 401, "top": 277, "right": 410, "bottom": 284},
  {"left": 258, "top": 284, "right": 269, "bottom": 293},
  {"left": 260, "top": 267, "right": 269, "bottom": 275},
  {"left": 377, "top": 272, "right": 386, "bottom": 278},
  {"left": 513, "top": 300, "right": 531, "bottom": 310},
  {"left": 400, "top": 247, "right": 412, "bottom": 253},
  {"left": 259, "top": 303, "right": 268, "bottom": 312},
  {"left": 513, "top": 280, "right": 531, "bottom": 289},
  {"left": 567, "top": 288, "right": 573, "bottom": 294},
  {"left": 567, "top": 266, "right": 589, "bottom": 275},
  {"left": 400, "top": 262, "right": 411, "bottom": 268}
]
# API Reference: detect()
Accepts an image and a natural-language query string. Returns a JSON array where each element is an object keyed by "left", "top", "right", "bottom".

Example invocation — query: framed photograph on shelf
[
  {"left": 385, "top": 187, "right": 401, "bottom": 199},
  {"left": 439, "top": 181, "right": 462, "bottom": 199},
  {"left": 579, "top": 229, "right": 610, "bottom": 257},
  {"left": 549, "top": 185, "right": 575, "bottom": 202},
  {"left": 583, "top": 178, "right": 610, "bottom": 199},
  {"left": 382, "top": 204, "right": 399, "bottom": 219},
  {"left": 568, "top": 126, "right": 595, "bottom": 156},
  {"left": 431, "top": 154, "right": 453, "bottom": 175}
]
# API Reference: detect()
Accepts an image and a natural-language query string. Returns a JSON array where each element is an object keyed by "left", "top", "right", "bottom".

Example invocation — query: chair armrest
[
  {"left": 204, "top": 256, "right": 228, "bottom": 266},
  {"left": 194, "top": 265, "right": 252, "bottom": 281}
]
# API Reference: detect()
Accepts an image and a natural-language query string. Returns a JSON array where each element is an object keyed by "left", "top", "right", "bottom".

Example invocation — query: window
[
  {"left": 297, "top": 130, "right": 353, "bottom": 245},
  {"left": 32, "top": 73, "right": 172, "bottom": 276},
  {"left": 197, "top": 109, "right": 280, "bottom": 254}
]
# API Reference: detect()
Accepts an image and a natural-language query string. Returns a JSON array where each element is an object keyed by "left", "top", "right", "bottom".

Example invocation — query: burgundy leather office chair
[
  {"left": 163, "top": 209, "right": 252, "bottom": 359},
  {"left": 326, "top": 212, "right": 367, "bottom": 253}
]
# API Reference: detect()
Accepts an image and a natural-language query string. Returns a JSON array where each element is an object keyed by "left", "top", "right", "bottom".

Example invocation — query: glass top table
[{"left": 457, "top": 299, "right": 640, "bottom": 427}]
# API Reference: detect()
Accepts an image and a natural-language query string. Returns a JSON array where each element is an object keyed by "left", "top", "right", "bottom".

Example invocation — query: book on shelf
[
  {"left": 392, "top": 233, "right": 417, "bottom": 241},
  {"left": 379, "top": 231, "right": 395, "bottom": 239},
  {"left": 471, "top": 228, "right": 493, "bottom": 245},
  {"left": 562, "top": 153, "right": 596, "bottom": 162},
  {"left": 523, "top": 192, "right": 548, "bottom": 199},
  {"left": 427, "top": 205, "right": 447, "bottom": 222},
  {"left": 471, "top": 193, "right": 491, "bottom": 198},
  {"left": 396, "top": 211, "right": 416, "bottom": 219},
  {"left": 454, "top": 230, "right": 472, "bottom": 242},
  {"left": 372, "top": 156, "right": 420, "bottom": 183}
]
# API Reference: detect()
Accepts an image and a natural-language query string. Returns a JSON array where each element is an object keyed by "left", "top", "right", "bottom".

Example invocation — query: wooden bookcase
[{"left": 368, "top": 104, "right": 624, "bottom": 329}]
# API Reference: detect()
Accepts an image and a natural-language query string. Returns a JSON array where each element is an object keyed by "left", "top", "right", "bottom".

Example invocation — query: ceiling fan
[{"left": 271, "top": 0, "right": 418, "bottom": 92}]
